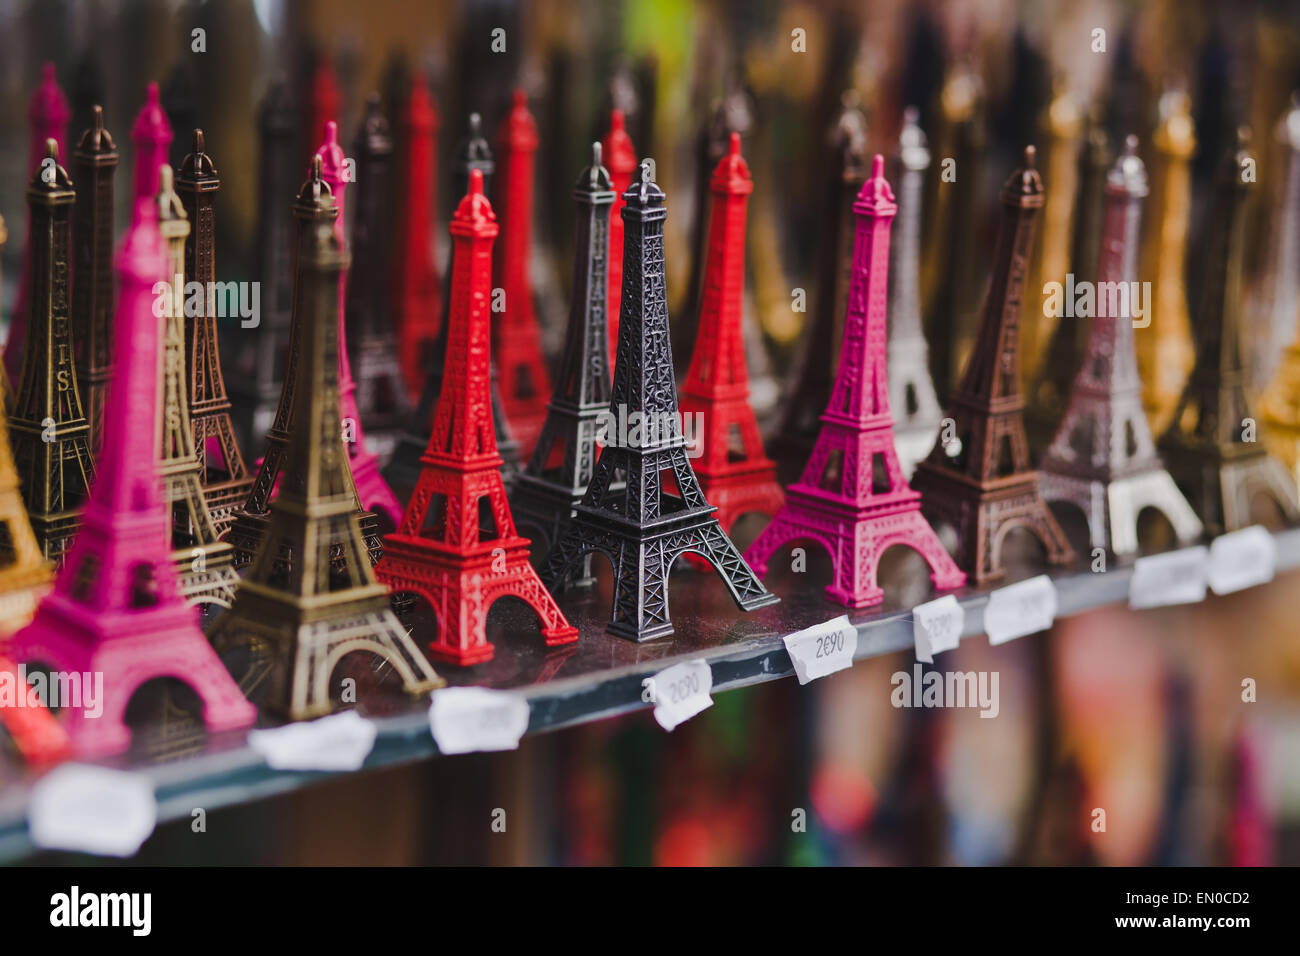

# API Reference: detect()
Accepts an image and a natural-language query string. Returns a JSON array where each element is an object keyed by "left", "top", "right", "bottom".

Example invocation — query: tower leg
[{"left": 608, "top": 538, "right": 673, "bottom": 642}]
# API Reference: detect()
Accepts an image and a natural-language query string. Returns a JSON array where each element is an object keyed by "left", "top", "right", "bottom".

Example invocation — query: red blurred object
[
  {"left": 376, "top": 171, "right": 577, "bottom": 665},
  {"left": 811, "top": 763, "right": 877, "bottom": 834},
  {"left": 600, "top": 109, "right": 637, "bottom": 370},
  {"left": 492, "top": 89, "right": 551, "bottom": 456}
]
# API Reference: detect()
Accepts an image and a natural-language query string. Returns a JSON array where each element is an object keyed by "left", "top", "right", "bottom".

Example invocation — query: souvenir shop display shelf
[{"left": 1, "top": 522, "right": 1299, "bottom": 862}]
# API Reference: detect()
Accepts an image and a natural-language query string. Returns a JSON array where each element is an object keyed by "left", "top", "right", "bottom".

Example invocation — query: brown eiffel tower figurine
[
  {"left": 0, "top": 215, "right": 53, "bottom": 635},
  {"left": 8, "top": 141, "right": 96, "bottom": 568},
  {"left": 70, "top": 105, "right": 118, "bottom": 455},
  {"left": 176, "top": 130, "right": 254, "bottom": 534},
  {"left": 1159, "top": 131, "right": 1300, "bottom": 533},
  {"left": 208, "top": 217, "right": 443, "bottom": 720},
  {"left": 226, "top": 157, "right": 385, "bottom": 572},
  {"left": 156, "top": 167, "right": 239, "bottom": 615},
  {"left": 910, "top": 147, "right": 1075, "bottom": 582}
]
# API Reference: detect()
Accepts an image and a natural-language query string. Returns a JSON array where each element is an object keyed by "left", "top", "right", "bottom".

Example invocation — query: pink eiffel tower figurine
[
  {"left": 744, "top": 156, "right": 966, "bottom": 607},
  {"left": 2, "top": 196, "right": 255, "bottom": 757},
  {"left": 6, "top": 63, "right": 71, "bottom": 382},
  {"left": 315, "top": 121, "right": 403, "bottom": 530},
  {"left": 131, "top": 83, "right": 172, "bottom": 201}
]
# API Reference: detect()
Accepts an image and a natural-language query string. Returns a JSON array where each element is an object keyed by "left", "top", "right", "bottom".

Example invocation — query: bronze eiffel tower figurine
[
  {"left": 156, "top": 167, "right": 240, "bottom": 615},
  {"left": 8, "top": 141, "right": 95, "bottom": 568},
  {"left": 70, "top": 105, "right": 118, "bottom": 455},
  {"left": 910, "top": 147, "right": 1075, "bottom": 582},
  {"left": 0, "top": 215, "right": 53, "bottom": 635},
  {"left": 1159, "top": 131, "right": 1300, "bottom": 533},
  {"left": 208, "top": 217, "right": 443, "bottom": 720},
  {"left": 176, "top": 130, "right": 254, "bottom": 535},
  {"left": 226, "top": 157, "right": 385, "bottom": 572},
  {"left": 1039, "top": 139, "right": 1202, "bottom": 556}
]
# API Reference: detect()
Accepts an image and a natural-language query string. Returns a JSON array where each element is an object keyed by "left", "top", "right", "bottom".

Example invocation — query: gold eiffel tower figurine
[
  {"left": 208, "top": 215, "right": 442, "bottom": 720},
  {"left": 156, "top": 167, "right": 239, "bottom": 617},
  {"left": 0, "top": 213, "right": 53, "bottom": 636}
]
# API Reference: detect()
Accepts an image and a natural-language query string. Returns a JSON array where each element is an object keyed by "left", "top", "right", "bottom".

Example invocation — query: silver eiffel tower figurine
[
  {"left": 1039, "top": 138, "right": 1202, "bottom": 556},
  {"left": 887, "top": 107, "right": 943, "bottom": 477}
]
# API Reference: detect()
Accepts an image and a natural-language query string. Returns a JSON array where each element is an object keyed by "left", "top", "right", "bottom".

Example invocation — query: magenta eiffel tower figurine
[
  {"left": 131, "top": 83, "right": 172, "bottom": 201},
  {"left": 316, "top": 121, "right": 403, "bottom": 531},
  {"left": 3, "top": 197, "right": 255, "bottom": 757},
  {"left": 744, "top": 156, "right": 966, "bottom": 608},
  {"left": 6, "top": 63, "right": 72, "bottom": 383}
]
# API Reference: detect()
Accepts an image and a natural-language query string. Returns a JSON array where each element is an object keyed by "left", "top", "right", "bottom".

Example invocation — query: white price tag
[
  {"left": 429, "top": 687, "right": 530, "bottom": 754},
  {"left": 984, "top": 575, "right": 1057, "bottom": 645},
  {"left": 646, "top": 660, "right": 713, "bottom": 731},
  {"left": 783, "top": 616, "right": 857, "bottom": 684},
  {"left": 913, "top": 594, "right": 965, "bottom": 662},
  {"left": 28, "top": 764, "right": 157, "bottom": 858},
  {"left": 1208, "top": 526, "right": 1276, "bottom": 595},
  {"left": 1129, "top": 546, "right": 1209, "bottom": 609},
  {"left": 248, "top": 710, "right": 377, "bottom": 771}
]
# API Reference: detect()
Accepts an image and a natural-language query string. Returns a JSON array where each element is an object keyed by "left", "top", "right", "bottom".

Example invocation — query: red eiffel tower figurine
[
  {"left": 0, "top": 652, "right": 69, "bottom": 764},
  {"left": 376, "top": 170, "right": 578, "bottom": 666},
  {"left": 678, "top": 134, "right": 783, "bottom": 548},
  {"left": 393, "top": 72, "right": 441, "bottom": 404},
  {"left": 600, "top": 109, "right": 637, "bottom": 371},
  {"left": 316, "top": 121, "right": 403, "bottom": 531},
  {"left": 909, "top": 147, "right": 1075, "bottom": 582},
  {"left": 492, "top": 89, "right": 552, "bottom": 456},
  {"left": 745, "top": 156, "right": 965, "bottom": 607},
  {"left": 4, "top": 198, "right": 255, "bottom": 757}
]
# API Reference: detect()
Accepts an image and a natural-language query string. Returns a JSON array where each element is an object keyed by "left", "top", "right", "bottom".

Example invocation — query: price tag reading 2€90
[
  {"left": 644, "top": 660, "right": 714, "bottom": 732},
  {"left": 913, "top": 594, "right": 965, "bottom": 663},
  {"left": 984, "top": 575, "right": 1057, "bottom": 645},
  {"left": 428, "top": 687, "right": 530, "bottom": 754},
  {"left": 783, "top": 616, "right": 857, "bottom": 684}
]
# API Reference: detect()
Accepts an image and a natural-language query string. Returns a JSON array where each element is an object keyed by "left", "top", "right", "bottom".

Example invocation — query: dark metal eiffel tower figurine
[
  {"left": 1039, "top": 139, "right": 1203, "bottom": 556},
  {"left": 226, "top": 157, "right": 385, "bottom": 572},
  {"left": 208, "top": 218, "right": 443, "bottom": 720},
  {"left": 70, "top": 105, "right": 118, "bottom": 455},
  {"left": 376, "top": 170, "right": 578, "bottom": 665},
  {"left": 909, "top": 147, "right": 1075, "bottom": 583},
  {"left": 543, "top": 163, "right": 779, "bottom": 642},
  {"left": 510, "top": 143, "right": 617, "bottom": 576},
  {"left": 156, "top": 167, "right": 240, "bottom": 614},
  {"left": 177, "top": 130, "right": 254, "bottom": 535},
  {"left": 772, "top": 92, "right": 867, "bottom": 480},
  {"left": 385, "top": 113, "right": 520, "bottom": 499},
  {"left": 1158, "top": 131, "right": 1300, "bottom": 533},
  {"left": 229, "top": 80, "right": 297, "bottom": 451},
  {"left": 8, "top": 141, "right": 95, "bottom": 568},
  {"left": 344, "top": 94, "right": 409, "bottom": 461},
  {"left": 887, "top": 107, "right": 944, "bottom": 477}
]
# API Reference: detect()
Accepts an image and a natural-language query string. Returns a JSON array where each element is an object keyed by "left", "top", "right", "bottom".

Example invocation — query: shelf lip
[{"left": 2, "top": 524, "right": 1298, "bottom": 862}]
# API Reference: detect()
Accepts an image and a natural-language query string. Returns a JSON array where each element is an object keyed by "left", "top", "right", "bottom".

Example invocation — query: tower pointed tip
[
  {"left": 592, "top": 141, "right": 603, "bottom": 166},
  {"left": 469, "top": 112, "right": 481, "bottom": 134},
  {"left": 872, "top": 153, "right": 885, "bottom": 178},
  {"left": 610, "top": 108, "right": 625, "bottom": 131},
  {"left": 729, "top": 131, "right": 741, "bottom": 155},
  {"left": 468, "top": 168, "right": 484, "bottom": 195},
  {"left": 193, "top": 128, "right": 205, "bottom": 153},
  {"left": 325, "top": 119, "right": 338, "bottom": 144},
  {"left": 146, "top": 81, "right": 160, "bottom": 105},
  {"left": 513, "top": 88, "right": 526, "bottom": 108},
  {"left": 44, "top": 137, "right": 58, "bottom": 162},
  {"left": 1023, "top": 144, "right": 1037, "bottom": 168},
  {"left": 93, "top": 104, "right": 103, "bottom": 128},
  {"left": 159, "top": 163, "right": 173, "bottom": 192}
]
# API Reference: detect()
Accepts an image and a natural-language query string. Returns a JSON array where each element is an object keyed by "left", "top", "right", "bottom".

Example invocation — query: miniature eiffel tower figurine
[
  {"left": 601, "top": 110, "right": 638, "bottom": 371},
  {"left": 176, "top": 130, "right": 255, "bottom": 534},
  {"left": 210, "top": 218, "right": 442, "bottom": 718},
  {"left": 227, "top": 157, "right": 385, "bottom": 571},
  {"left": 316, "top": 121, "right": 403, "bottom": 531},
  {"left": 887, "top": 107, "right": 944, "bottom": 478},
  {"left": 70, "top": 105, "right": 118, "bottom": 455},
  {"left": 376, "top": 170, "right": 577, "bottom": 665},
  {"left": 156, "top": 168, "right": 240, "bottom": 613},
  {"left": 1039, "top": 139, "right": 1203, "bottom": 556},
  {"left": 678, "top": 133, "right": 783, "bottom": 539},
  {"left": 385, "top": 113, "right": 521, "bottom": 497},
  {"left": 344, "top": 94, "right": 409, "bottom": 459},
  {"left": 493, "top": 89, "right": 553, "bottom": 456},
  {"left": 909, "top": 148, "right": 1075, "bottom": 583},
  {"left": 229, "top": 80, "right": 297, "bottom": 450},
  {"left": 0, "top": 217, "right": 53, "bottom": 637},
  {"left": 8, "top": 141, "right": 95, "bottom": 568},
  {"left": 773, "top": 93, "right": 868, "bottom": 477},
  {"left": 745, "top": 156, "right": 965, "bottom": 607},
  {"left": 510, "top": 144, "right": 617, "bottom": 574},
  {"left": 543, "top": 163, "right": 778, "bottom": 641},
  {"left": 6, "top": 198, "right": 255, "bottom": 757},
  {"left": 1159, "top": 132, "right": 1300, "bottom": 533}
]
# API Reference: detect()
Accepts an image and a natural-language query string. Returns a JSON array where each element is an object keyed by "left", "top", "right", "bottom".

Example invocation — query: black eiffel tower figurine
[
  {"left": 511, "top": 143, "right": 619, "bottom": 580},
  {"left": 542, "top": 162, "right": 778, "bottom": 641},
  {"left": 384, "top": 112, "right": 520, "bottom": 498}
]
